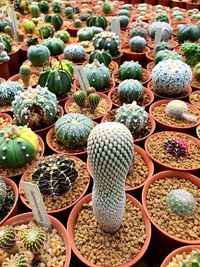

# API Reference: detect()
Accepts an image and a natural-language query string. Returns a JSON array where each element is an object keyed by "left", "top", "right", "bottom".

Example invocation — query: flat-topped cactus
[
  {"left": 0, "top": 81, "right": 23, "bottom": 107},
  {"left": 87, "top": 122, "right": 134, "bottom": 233},
  {"left": 12, "top": 85, "right": 60, "bottom": 129},
  {"left": 2, "top": 254, "right": 28, "bottom": 267},
  {"left": 0, "top": 177, "right": 7, "bottom": 211},
  {"left": 0, "top": 226, "right": 16, "bottom": 250},
  {"left": 23, "top": 227, "right": 45, "bottom": 253},
  {"left": 64, "top": 44, "right": 85, "bottom": 63},
  {"left": 32, "top": 154, "right": 78, "bottom": 199}
]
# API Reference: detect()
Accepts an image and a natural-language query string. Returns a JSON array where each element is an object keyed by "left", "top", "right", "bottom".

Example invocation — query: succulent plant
[
  {"left": 4, "top": 26, "right": 14, "bottom": 39},
  {"left": 155, "top": 50, "right": 182, "bottom": 65},
  {"left": 0, "top": 226, "right": 16, "bottom": 250},
  {"left": 117, "top": 79, "right": 144, "bottom": 104},
  {"left": 182, "top": 252, "right": 200, "bottom": 267},
  {"left": 73, "top": 19, "right": 82, "bottom": 28},
  {"left": 30, "top": 4, "right": 41, "bottom": 18},
  {"left": 181, "top": 43, "right": 200, "bottom": 66},
  {"left": 19, "top": 65, "right": 31, "bottom": 86},
  {"left": 12, "top": 86, "right": 60, "bottom": 130},
  {"left": 38, "top": 1, "right": 49, "bottom": 13},
  {"left": 118, "top": 9, "right": 130, "bottom": 17},
  {"left": 194, "top": 63, "right": 200, "bottom": 81},
  {"left": 2, "top": 254, "right": 28, "bottom": 267},
  {"left": 166, "top": 189, "right": 196, "bottom": 216},
  {"left": 164, "top": 137, "right": 189, "bottom": 157},
  {"left": 93, "top": 31, "right": 121, "bottom": 57},
  {"left": 87, "top": 122, "right": 134, "bottom": 233},
  {"left": 154, "top": 41, "right": 172, "bottom": 53},
  {"left": 152, "top": 60, "right": 192, "bottom": 97},
  {"left": 129, "top": 36, "right": 146, "bottom": 52},
  {"left": 14, "top": 0, "right": 30, "bottom": 15},
  {"left": 177, "top": 24, "right": 200, "bottom": 43},
  {"left": 52, "top": 0, "right": 63, "bottom": 13},
  {"left": 166, "top": 100, "right": 197, "bottom": 122},
  {"left": 89, "top": 50, "right": 112, "bottom": 67},
  {"left": 36, "top": 24, "right": 55, "bottom": 39},
  {"left": 0, "top": 34, "right": 13, "bottom": 54},
  {"left": 43, "top": 37, "right": 65, "bottom": 56},
  {"left": 65, "top": 6, "right": 73, "bottom": 19},
  {"left": 55, "top": 113, "right": 94, "bottom": 147},
  {"left": 102, "top": 1, "right": 114, "bottom": 14},
  {"left": 116, "top": 101, "right": 148, "bottom": 133},
  {"left": 148, "top": 21, "right": 172, "bottom": 41},
  {"left": 155, "top": 13, "right": 169, "bottom": 23},
  {"left": 23, "top": 227, "right": 45, "bottom": 253},
  {"left": 64, "top": 44, "right": 85, "bottom": 62},
  {"left": 129, "top": 20, "right": 148, "bottom": 39},
  {"left": 27, "top": 44, "right": 50, "bottom": 67},
  {"left": 77, "top": 27, "right": 94, "bottom": 41},
  {"left": 87, "top": 15, "right": 107, "bottom": 30},
  {"left": 0, "top": 81, "right": 23, "bottom": 107},
  {"left": 0, "top": 37, "right": 10, "bottom": 63},
  {"left": 88, "top": 93, "right": 101, "bottom": 113},
  {"left": 55, "top": 30, "right": 70, "bottom": 43},
  {"left": 0, "top": 177, "right": 7, "bottom": 211},
  {"left": 118, "top": 61, "right": 143, "bottom": 80},
  {"left": 32, "top": 154, "right": 78, "bottom": 198},
  {"left": 73, "top": 90, "right": 86, "bottom": 108}
]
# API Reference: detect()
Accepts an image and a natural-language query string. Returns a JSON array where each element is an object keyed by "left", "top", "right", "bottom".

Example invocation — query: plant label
[
  {"left": 75, "top": 66, "right": 90, "bottom": 92},
  {"left": 154, "top": 27, "right": 163, "bottom": 48},
  {"left": 111, "top": 17, "right": 121, "bottom": 37},
  {"left": 41, "top": 13, "right": 45, "bottom": 22},
  {"left": 21, "top": 181, "right": 51, "bottom": 229},
  {"left": 7, "top": 8, "right": 18, "bottom": 38}
]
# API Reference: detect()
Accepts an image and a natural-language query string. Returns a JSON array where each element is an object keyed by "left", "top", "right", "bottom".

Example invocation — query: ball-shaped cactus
[
  {"left": 155, "top": 50, "right": 182, "bottom": 65},
  {"left": 23, "top": 227, "right": 45, "bottom": 253},
  {"left": 55, "top": 113, "right": 94, "bottom": 147},
  {"left": 148, "top": 21, "right": 172, "bottom": 41},
  {"left": 129, "top": 20, "right": 148, "bottom": 39},
  {"left": 73, "top": 90, "right": 87, "bottom": 109},
  {"left": 117, "top": 79, "right": 144, "bottom": 104},
  {"left": 116, "top": 101, "right": 148, "bottom": 133},
  {"left": 194, "top": 63, "right": 200, "bottom": 81},
  {"left": 87, "top": 15, "right": 107, "bottom": 30},
  {"left": 155, "top": 13, "right": 169, "bottom": 23},
  {"left": 154, "top": 41, "right": 172, "bottom": 53},
  {"left": 89, "top": 50, "right": 112, "bottom": 67},
  {"left": 152, "top": 59, "right": 192, "bottom": 97},
  {"left": 0, "top": 126, "right": 39, "bottom": 169},
  {"left": 166, "top": 189, "right": 196, "bottom": 216},
  {"left": 118, "top": 61, "right": 143, "bottom": 80},
  {"left": 27, "top": 44, "right": 51, "bottom": 67},
  {"left": 0, "top": 177, "right": 7, "bottom": 211},
  {"left": 0, "top": 226, "right": 16, "bottom": 250},
  {"left": 64, "top": 44, "right": 85, "bottom": 62},
  {"left": 164, "top": 137, "right": 189, "bottom": 157},
  {"left": 87, "top": 122, "right": 134, "bottom": 233},
  {"left": 0, "top": 81, "right": 23, "bottom": 107},
  {"left": 55, "top": 30, "right": 70, "bottom": 43},
  {"left": 129, "top": 36, "right": 146, "bottom": 52},
  {"left": 12, "top": 86, "right": 60, "bottom": 130},
  {"left": 2, "top": 254, "right": 28, "bottom": 267},
  {"left": 43, "top": 37, "right": 65, "bottom": 56}
]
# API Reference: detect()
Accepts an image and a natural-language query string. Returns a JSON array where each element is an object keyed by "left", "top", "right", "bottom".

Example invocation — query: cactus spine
[
  {"left": 0, "top": 226, "right": 16, "bottom": 250},
  {"left": 23, "top": 227, "right": 45, "bottom": 253},
  {"left": 19, "top": 65, "right": 31, "bottom": 86},
  {"left": 2, "top": 254, "right": 28, "bottom": 267},
  {"left": 73, "top": 90, "right": 87, "bottom": 109}
]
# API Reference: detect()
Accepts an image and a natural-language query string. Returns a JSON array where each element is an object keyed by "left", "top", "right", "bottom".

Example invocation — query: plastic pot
[{"left": 0, "top": 61, "right": 10, "bottom": 80}]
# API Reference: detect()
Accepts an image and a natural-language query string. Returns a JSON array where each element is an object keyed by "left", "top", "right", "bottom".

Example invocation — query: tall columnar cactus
[
  {"left": 116, "top": 101, "right": 148, "bottom": 133},
  {"left": 166, "top": 189, "right": 196, "bottom": 216},
  {"left": 129, "top": 36, "right": 146, "bottom": 52},
  {"left": 0, "top": 177, "right": 7, "bottom": 211},
  {"left": 2, "top": 254, "right": 28, "bottom": 267},
  {"left": 23, "top": 227, "right": 46, "bottom": 253},
  {"left": 64, "top": 44, "right": 85, "bottom": 62},
  {"left": 0, "top": 226, "right": 16, "bottom": 250},
  {"left": 117, "top": 79, "right": 144, "bottom": 103},
  {"left": 88, "top": 93, "right": 101, "bottom": 114},
  {"left": 118, "top": 61, "right": 143, "bottom": 80},
  {"left": 12, "top": 86, "right": 60, "bottom": 129},
  {"left": 152, "top": 59, "right": 192, "bottom": 97},
  {"left": 0, "top": 81, "right": 23, "bottom": 107},
  {"left": 32, "top": 154, "right": 78, "bottom": 199},
  {"left": 55, "top": 113, "right": 94, "bottom": 147},
  {"left": 87, "top": 122, "right": 134, "bottom": 233}
]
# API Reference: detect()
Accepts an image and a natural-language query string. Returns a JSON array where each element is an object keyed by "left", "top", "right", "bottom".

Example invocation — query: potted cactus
[
  {"left": 0, "top": 36, "right": 10, "bottom": 80},
  {"left": 67, "top": 122, "right": 151, "bottom": 266},
  {"left": 59, "top": 44, "right": 89, "bottom": 64}
]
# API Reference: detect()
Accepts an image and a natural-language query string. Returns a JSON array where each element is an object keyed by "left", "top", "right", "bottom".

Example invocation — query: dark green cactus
[
  {"left": 2, "top": 254, "right": 28, "bottom": 267},
  {"left": 0, "top": 226, "right": 16, "bottom": 250},
  {"left": 36, "top": 24, "right": 55, "bottom": 39},
  {"left": 181, "top": 43, "right": 200, "bottom": 66},
  {"left": 23, "top": 227, "right": 46, "bottom": 253},
  {"left": 88, "top": 93, "right": 101, "bottom": 114},
  {"left": 118, "top": 61, "right": 143, "bottom": 80},
  {"left": 32, "top": 154, "right": 78, "bottom": 199},
  {"left": 0, "top": 177, "right": 7, "bottom": 211},
  {"left": 155, "top": 13, "right": 169, "bottom": 23},
  {"left": 0, "top": 34, "right": 13, "bottom": 53},
  {"left": 73, "top": 90, "right": 87, "bottom": 109},
  {"left": 38, "top": 1, "right": 49, "bottom": 13},
  {"left": 89, "top": 50, "right": 112, "bottom": 67},
  {"left": 52, "top": 0, "right": 63, "bottom": 13},
  {"left": 117, "top": 79, "right": 144, "bottom": 103},
  {"left": 154, "top": 41, "right": 172, "bottom": 53},
  {"left": 87, "top": 15, "right": 107, "bottom": 30}
]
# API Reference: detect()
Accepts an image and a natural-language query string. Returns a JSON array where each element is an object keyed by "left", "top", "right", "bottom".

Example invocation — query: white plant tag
[
  {"left": 41, "top": 13, "right": 45, "bottom": 22},
  {"left": 75, "top": 66, "right": 90, "bottom": 92},
  {"left": 7, "top": 9, "right": 18, "bottom": 38},
  {"left": 110, "top": 17, "right": 121, "bottom": 37},
  {"left": 21, "top": 181, "right": 51, "bottom": 229},
  {"left": 154, "top": 27, "right": 163, "bottom": 48}
]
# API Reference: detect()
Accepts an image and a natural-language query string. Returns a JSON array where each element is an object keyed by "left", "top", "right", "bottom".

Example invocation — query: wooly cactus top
[{"left": 0, "top": 81, "right": 23, "bottom": 107}]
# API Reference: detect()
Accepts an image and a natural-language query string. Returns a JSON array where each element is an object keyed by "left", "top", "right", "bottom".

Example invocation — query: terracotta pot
[
  {"left": 161, "top": 245, "right": 200, "bottom": 267},
  {"left": 67, "top": 193, "right": 151, "bottom": 267},
  {"left": 0, "top": 61, "right": 10, "bottom": 80},
  {"left": 147, "top": 61, "right": 155, "bottom": 72},
  {"left": 87, "top": 144, "right": 154, "bottom": 193},
  {"left": 0, "top": 177, "right": 19, "bottom": 226},
  {"left": 19, "top": 155, "right": 90, "bottom": 218},
  {"left": 171, "top": 0, "right": 187, "bottom": 8},
  {"left": 144, "top": 131, "right": 200, "bottom": 173},
  {"left": 191, "top": 78, "right": 200, "bottom": 91},
  {"left": 2, "top": 212, "right": 71, "bottom": 267},
  {"left": 0, "top": 112, "right": 13, "bottom": 125},
  {"left": 147, "top": 80, "right": 192, "bottom": 101},
  {"left": 0, "top": 78, "right": 6, "bottom": 83},
  {"left": 142, "top": 170, "right": 200, "bottom": 245},
  {"left": 149, "top": 99, "right": 200, "bottom": 132},
  {"left": 186, "top": 1, "right": 200, "bottom": 9},
  {"left": 144, "top": 0, "right": 158, "bottom": 4},
  {"left": 159, "top": 0, "right": 171, "bottom": 6},
  {"left": 112, "top": 51, "right": 123, "bottom": 66},
  {"left": 8, "top": 71, "right": 40, "bottom": 89},
  {"left": 147, "top": 39, "right": 179, "bottom": 50},
  {"left": 64, "top": 93, "right": 112, "bottom": 123},
  {"left": 20, "top": 44, "right": 28, "bottom": 63},
  {"left": 8, "top": 46, "right": 20, "bottom": 76},
  {"left": 108, "top": 87, "right": 155, "bottom": 110}
]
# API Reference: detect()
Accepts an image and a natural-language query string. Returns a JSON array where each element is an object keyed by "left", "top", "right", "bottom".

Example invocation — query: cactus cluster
[
  {"left": 36, "top": 23, "right": 55, "bottom": 39},
  {"left": 2, "top": 254, "right": 28, "bottom": 267},
  {"left": 0, "top": 37, "right": 10, "bottom": 63},
  {"left": 181, "top": 42, "right": 200, "bottom": 66},
  {"left": 116, "top": 101, "right": 148, "bottom": 134},
  {"left": 164, "top": 137, "right": 189, "bottom": 157},
  {"left": 64, "top": 44, "right": 85, "bottom": 62},
  {"left": 129, "top": 36, "right": 146, "bottom": 52},
  {"left": 0, "top": 226, "right": 16, "bottom": 250},
  {"left": 166, "top": 189, "right": 196, "bottom": 216},
  {"left": 12, "top": 86, "right": 60, "bottom": 130},
  {"left": 87, "top": 122, "right": 134, "bottom": 233},
  {"left": 118, "top": 61, "right": 143, "bottom": 80},
  {"left": 32, "top": 154, "right": 78, "bottom": 199},
  {"left": 55, "top": 113, "right": 93, "bottom": 148},
  {"left": 0, "top": 81, "right": 23, "bottom": 107},
  {"left": 23, "top": 227, "right": 45, "bottom": 253},
  {"left": 0, "top": 177, "right": 7, "bottom": 211}
]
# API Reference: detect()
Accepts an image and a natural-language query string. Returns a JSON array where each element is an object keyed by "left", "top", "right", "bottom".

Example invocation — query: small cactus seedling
[
  {"left": 88, "top": 93, "right": 101, "bottom": 114},
  {"left": 166, "top": 100, "right": 197, "bottom": 122},
  {"left": 182, "top": 252, "right": 200, "bottom": 267},
  {"left": 164, "top": 137, "right": 189, "bottom": 157},
  {"left": 0, "top": 177, "right": 7, "bottom": 211},
  {"left": 166, "top": 189, "right": 196, "bottom": 216},
  {"left": 194, "top": 63, "right": 200, "bottom": 81},
  {"left": 0, "top": 226, "right": 16, "bottom": 251},
  {"left": 4, "top": 26, "right": 14, "bottom": 39},
  {"left": 23, "top": 227, "right": 46, "bottom": 254},
  {"left": 19, "top": 65, "right": 31, "bottom": 86},
  {"left": 2, "top": 254, "right": 28, "bottom": 267},
  {"left": 86, "top": 87, "right": 96, "bottom": 96},
  {"left": 73, "top": 90, "right": 87, "bottom": 109}
]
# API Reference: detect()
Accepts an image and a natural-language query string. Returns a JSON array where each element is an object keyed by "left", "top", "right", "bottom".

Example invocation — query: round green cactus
[
  {"left": 55, "top": 30, "right": 70, "bottom": 43},
  {"left": 129, "top": 36, "right": 146, "bottom": 52},
  {"left": 19, "top": 65, "right": 31, "bottom": 86},
  {"left": 88, "top": 92, "right": 101, "bottom": 113},
  {"left": 87, "top": 15, "right": 107, "bottom": 30},
  {"left": 38, "top": 1, "right": 49, "bottom": 13},
  {"left": 102, "top": 1, "right": 114, "bottom": 14},
  {"left": 148, "top": 21, "right": 172, "bottom": 41},
  {"left": 65, "top": 6, "right": 73, "bottom": 19},
  {"left": 117, "top": 79, "right": 144, "bottom": 104},
  {"left": 89, "top": 50, "right": 112, "bottom": 67},
  {"left": 2, "top": 254, "right": 28, "bottom": 267},
  {"left": 194, "top": 63, "right": 200, "bottom": 80},
  {"left": 52, "top": 0, "right": 63, "bottom": 13},
  {"left": 0, "top": 226, "right": 16, "bottom": 250},
  {"left": 30, "top": 4, "right": 41, "bottom": 18},
  {"left": 64, "top": 45, "right": 85, "bottom": 63},
  {"left": 77, "top": 27, "right": 94, "bottom": 41},
  {"left": 155, "top": 50, "right": 182, "bottom": 65},
  {"left": 87, "top": 122, "right": 134, "bottom": 233},
  {"left": 1, "top": 34, "right": 13, "bottom": 53},
  {"left": 0, "top": 177, "right": 7, "bottom": 211},
  {"left": 36, "top": 24, "right": 55, "bottom": 39},
  {"left": 73, "top": 90, "right": 87, "bottom": 108},
  {"left": 155, "top": 13, "right": 169, "bottom": 23},
  {"left": 73, "top": 19, "right": 82, "bottom": 28},
  {"left": 166, "top": 189, "right": 196, "bottom": 216},
  {"left": 0, "top": 81, "right": 23, "bottom": 107},
  {"left": 55, "top": 113, "right": 94, "bottom": 147},
  {"left": 23, "top": 227, "right": 45, "bottom": 253},
  {"left": 118, "top": 61, "right": 143, "bottom": 80},
  {"left": 45, "top": 14, "right": 63, "bottom": 31},
  {"left": 154, "top": 41, "right": 172, "bottom": 53},
  {"left": 23, "top": 19, "right": 35, "bottom": 34},
  {"left": 118, "top": 9, "right": 130, "bottom": 17},
  {"left": 84, "top": 59, "right": 111, "bottom": 91},
  {"left": 177, "top": 24, "right": 200, "bottom": 43},
  {"left": 116, "top": 101, "right": 148, "bottom": 133},
  {"left": 118, "top": 15, "right": 129, "bottom": 28},
  {"left": 129, "top": 20, "right": 148, "bottom": 39},
  {"left": 27, "top": 44, "right": 50, "bottom": 66},
  {"left": 43, "top": 37, "right": 65, "bottom": 56}
]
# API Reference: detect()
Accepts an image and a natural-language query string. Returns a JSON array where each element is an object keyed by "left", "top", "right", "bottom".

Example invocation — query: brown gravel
[
  {"left": 103, "top": 109, "right": 153, "bottom": 141},
  {"left": 74, "top": 199, "right": 146, "bottom": 266},
  {"left": 190, "top": 91, "right": 200, "bottom": 109},
  {"left": 146, "top": 132, "right": 200, "bottom": 170},
  {"left": 191, "top": 77, "right": 200, "bottom": 90},
  {"left": 151, "top": 104, "right": 199, "bottom": 127},
  {"left": 0, "top": 117, "right": 11, "bottom": 130},
  {"left": 166, "top": 249, "right": 200, "bottom": 267},
  {"left": 146, "top": 177, "right": 200, "bottom": 241},
  {"left": 114, "top": 69, "right": 150, "bottom": 85},
  {"left": 110, "top": 88, "right": 150, "bottom": 107},
  {"left": 21, "top": 155, "right": 90, "bottom": 211}
]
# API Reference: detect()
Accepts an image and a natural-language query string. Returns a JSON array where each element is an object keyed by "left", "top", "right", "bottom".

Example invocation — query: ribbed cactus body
[
  {"left": 2, "top": 254, "right": 28, "bottom": 267},
  {"left": 89, "top": 50, "right": 112, "bottom": 67},
  {"left": 148, "top": 21, "right": 172, "bottom": 41},
  {"left": 64, "top": 45, "right": 85, "bottom": 62},
  {"left": 0, "top": 226, "right": 16, "bottom": 249},
  {"left": 37, "top": 24, "right": 55, "bottom": 39},
  {"left": 1, "top": 34, "right": 13, "bottom": 53},
  {"left": 129, "top": 36, "right": 146, "bottom": 52},
  {"left": 73, "top": 90, "right": 86, "bottom": 108},
  {"left": 87, "top": 15, "right": 107, "bottom": 30},
  {"left": 154, "top": 41, "right": 172, "bottom": 53},
  {"left": 43, "top": 37, "right": 64, "bottom": 56},
  {"left": 118, "top": 79, "right": 144, "bottom": 103},
  {"left": 0, "top": 81, "right": 23, "bottom": 107},
  {"left": 55, "top": 30, "right": 70, "bottom": 43},
  {"left": 118, "top": 61, "right": 143, "bottom": 80},
  {"left": 0, "top": 177, "right": 7, "bottom": 211},
  {"left": 155, "top": 50, "right": 182, "bottom": 65},
  {"left": 23, "top": 227, "right": 45, "bottom": 253},
  {"left": 87, "top": 122, "right": 134, "bottom": 233},
  {"left": 129, "top": 20, "right": 148, "bottom": 39}
]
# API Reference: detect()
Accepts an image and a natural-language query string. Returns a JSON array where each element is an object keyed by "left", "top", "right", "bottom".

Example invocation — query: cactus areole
[{"left": 87, "top": 122, "right": 134, "bottom": 233}]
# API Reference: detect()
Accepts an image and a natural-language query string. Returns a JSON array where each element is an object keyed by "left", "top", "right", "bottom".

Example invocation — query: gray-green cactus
[
  {"left": 0, "top": 81, "right": 23, "bottom": 107},
  {"left": 87, "top": 122, "right": 134, "bottom": 233},
  {"left": 117, "top": 79, "right": 144, "bottom": 103},
  {"left": 23, "top": 227, "right": 46, "bottom": 253},
  {"left": 0, "top": 177, "right": 7, "bottom": 211},
  {"left": 166, "top": 189, "right": 196, "bottom": 216},
  {"left": 0, "top": 37, "right": 10, "bottom": 63},
  {"left": 0, "top": 226, "right": 16, "bottom": 250}
]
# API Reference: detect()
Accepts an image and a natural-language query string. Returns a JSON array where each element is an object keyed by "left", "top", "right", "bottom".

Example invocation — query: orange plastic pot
[
  {"left": 0, "top": 61, "right": 10, "bottom": 80},
  {"left": 171, "top": 0, "right": 186, "bottom": 8},
  {"left": 0, "top": 177, "right": 19, "bottom": 226},
  {"left": 112, "top": 51, "right": 123, "bottom": 66},
  {"left": 149, "top": 99, "right": 200, "bottom": 132},
  {"left": 147, "top": 39, "right": 179, "bottom": 50},
  {"left": 2, "top": 212, "right": 71, "bottom": 267},
  {"left": 67, "top": 193, "right": 151, "bottom": 267},
  {"left": 159, "top": 0, "right": 171, "bottom": 6},
  {"left": 0, "top": 113, "right": 13, "bottom": 125}
]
